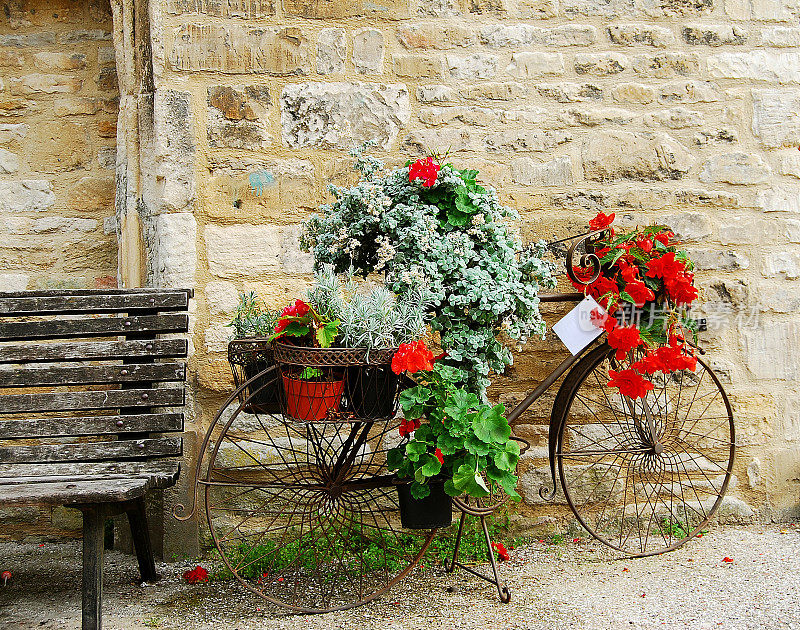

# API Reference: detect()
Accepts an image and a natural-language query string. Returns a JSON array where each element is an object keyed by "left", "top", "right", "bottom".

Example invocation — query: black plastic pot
[
  {"left": 345, "top": 366, "right": 399, "bottom": 419},
  {"left": 396, "top": 478, "right": 453, "bottom": 529},
  {"left": 242, "top": 359, "right": 282, "bottom": 414}
]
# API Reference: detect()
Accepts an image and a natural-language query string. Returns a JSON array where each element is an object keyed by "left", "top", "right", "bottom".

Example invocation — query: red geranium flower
[
  {"left": 434, "top": 447, "right": 444, "bottom": 465},
  {"left": 607, "top": 369, "right": 655, "bottom": 399},
  {"left": 646, "top": 252, "right": 686, "bottom": 281},
  {"left": 624, "top": 280, "right": 655, "bottom": 307},
  {"left": 398, "top": 417, "right": 421, "bottom": 438},
  {"left": 589, "top": 211, "right": 616, "bottom": 231},
  {"left": 635, "top": 235, "right": 654, "bottom": 253},
  {"left": 182, "top": 566, "right": 209, "bottom": 584},
  {"left": 665, "top": 273, "right": 698, "bottom": 305},
  {"left": 587, "top": 275, "right": 620, "bottom": 306},
  {"left": 607, "top": 325, "right": 643, "bottom": 360},
  {"left": 409, "top": 157, "right": 441, "bottom": 188},
  {"left": 654, "top": 230, "right": 674, "bottom": 246},
  {"left": 281, "top": 299, "right": 310, "bottom": 318},
  {"left": 391, "top": 340, "right": 435, "bottom": 374},
  {"left": 491, "top": 542, "right": 510, "bottom": 562},
  {"left": 617, "top": 259, "right": 639, "bottom": 283}
]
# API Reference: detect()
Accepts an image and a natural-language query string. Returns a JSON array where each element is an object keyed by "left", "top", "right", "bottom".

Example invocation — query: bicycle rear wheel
[{"left": 554, "top": 343, "right": 735, "bottom": 556}]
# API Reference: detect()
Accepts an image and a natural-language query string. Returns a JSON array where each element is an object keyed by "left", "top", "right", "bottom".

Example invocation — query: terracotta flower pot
[{"left": 282, "top": 374, "right": 344, "bottom": 422}]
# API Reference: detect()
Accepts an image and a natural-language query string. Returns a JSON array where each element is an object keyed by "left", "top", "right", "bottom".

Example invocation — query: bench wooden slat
[
  {"left": 0, "top": 314, "right": 189, "bottom": 342},
  {"left": 0, "top": 460, "right": 181, "bottom": 487},
  {"left": 0, "top": 478, "right": 150, "bottom": 505},
  {"left": 0, "top": 362, "right": 186, "bottom": 387},
  {"left": 0, "top": 291, "right": 191, "bottom": 316},
  {"left": 0, "top": 413, "right": 184, "bottom": 438},
  {"left": 0, "top": 339, "right": 187, "bottom": 363},
  {"left": 0, "top": 436, "right": 182, "bottom": 464},
  {"left": 0, "top": 387, "right": 184, "bottom": 413}
]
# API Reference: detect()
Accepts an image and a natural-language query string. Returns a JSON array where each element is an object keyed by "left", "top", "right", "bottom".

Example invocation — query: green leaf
[
  {"left": 409, "top": 481, "right": 431, "bottom": 500},
  {"left": 405, "top": 440, "right": 430, "bottom": 463},
  {"left": 387, "top": 447, "right": 405, "bottom": 470},
  {"left": 444, "top": 389, "right": 479, "bottom": 423},
  {"left": 399, "top": 387, "right": 431, "bottom": 411},
  {"left": 465, "top": 435, "right": 491, "bottom": 456},
  {"left": 316, "top": 319, "right": 340, "bottom": 348},
  {"left": 443, "top": 478, "right": 459, "bottom": 497},
  {"left": 299, "top": 367, "right": 323, "bottom": 380},
  {"left": 275, "top": 321, "right": 309, "bottom": 339},
  {"left": 471, "top": 405, "right": 511, "bottom": 444},
  {"left": 619, "top": 290, "right": 637, "bottom": 305},
  {"left": 451, "top": 462, "right": 490, "bottom": 498},
  {"left": 492, "top": 446, "right": 519, "bottom": 472},
  {"left": 420, "top": 453, "right": 442, "bottom": 477},
  {"left": 436, "top": 433, "right": 462, "bottom": 455}
]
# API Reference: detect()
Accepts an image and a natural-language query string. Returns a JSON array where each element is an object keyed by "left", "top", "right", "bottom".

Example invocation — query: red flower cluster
[
  {"left": 399, "top": 417, "right": 421, "bottom": 438},
  {"left": 434, "top": 447, "right": 444, "bottom": 464},
  {"left": 274, "top": 299, "right": 311, "bottom": 335},
  {"left": 575, "top": 212, "right": 699, "bottom": 399},
  {"left": 409, "top": 157, "right": 440, "bottom": 188},
  {"left": 182, "top": 566, "right": 209, "bottom": 584},
  {"left": 391, "top": 340, "right": 435, "bottom": 375},
  {"left": 491, "top": 542, "right": 510, "bottom": 562}
]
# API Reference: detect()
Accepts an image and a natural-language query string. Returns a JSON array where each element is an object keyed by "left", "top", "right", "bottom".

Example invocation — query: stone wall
[
  {"left": 4, "top": 0, "right": 800, "bottom": 546},
  {"left": 144, "top": 0, "right": 800, "bottom": 532},
  {"left": 0, "top": 0, "right": 119, "bottom": 294}
]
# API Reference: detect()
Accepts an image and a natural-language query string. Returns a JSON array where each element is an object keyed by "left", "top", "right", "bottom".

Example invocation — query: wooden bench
[{"left": 0, "top": 288, "right": 192, "bottom": 630}]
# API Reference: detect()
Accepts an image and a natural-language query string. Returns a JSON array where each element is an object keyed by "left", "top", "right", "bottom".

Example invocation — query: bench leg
[
  {"left": 80, "top": 506, "right": 106, "bottom": 630},
  {"left": 126, "top": 498, "right": 159, "bottom": 583}
]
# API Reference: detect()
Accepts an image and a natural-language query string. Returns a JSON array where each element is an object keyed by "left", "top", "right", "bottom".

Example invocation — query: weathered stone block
[
  {"left": 281, "top": 82, "right": 409, "bottom": 149},
  {"left": 0, "top": 148, "right": 19, "bottom": 174},
  {"left": 516, "top": 0, "right": 559, "bottom": 17},
  {"left": 32, "top": 52, "right": 87, "bottom": 71},
  {"left": 759, "top": 26, "right": 800, "bottom": 46},
  {"left": 740, "top": 321, "right": 800, "bottom": 380},
  {"left": 67, "top": 177, "right": 115, "bottom": 210},
  {"left": 59, "top": 30, "right": 112, "bottom": 43},
  {"left": 466, "top": 0, "right": 509, "bottom": 13},
  {"left": 708, "top": 51, "right": 800, "bottom": 83},
  {"left": 207, "top": 85, "right": 271, "bottom": 150},
  {"left": 757, "top": 187, "right": 800, "bottom": 213},
  {"left": 639, "top": 0, "right": 714, "bottom": 16},
  {"left": 447, "top": 53, "right": 498, "bottom": 79},
  {"left": 283, "top": 0, "right": 409, "bottom": 18},
  {"left": 0, "top": 180, "right": 55, "bottom": 212},
  {"left": 536, "top": 83, "right": 602, "bottom": 102},
  {"left": 689, "top": 248, "right": 750, "bottom": 270},
  {"left": 397, "top": 24, "right": 475, "bottom": 49},
  {"left": 583, "top": 131, "right": 694, "bottom": 181},
  {"left": 209, "top": 156, "right": 317, "bottom": 207},
  {"left": 392, "top": 54, "right": 444, "bottom": 78},
  {"left": 29, "top": 122, "right": 89, "bottom": 172},
  {"left": 403, "top": 128, "right": 479, "bottom": 153},
  {"left": 9, "top": 74, "right": 82, "bottom": 95},
  {"left": 632, "top": 52, "right": 699, "bottom": 77},
  {"left": 353, "top": 29, "right": 385, "bottom": 74},
  {"left": 98, "top": 47, "right": 115, "bottom": 67},
  {"left": 661, "top": 211, "right": 712, "bottom": 240},
  {"left": 150, "top": 213, "right": 198, "bottom": 288},
  {"left": 683, "top": 23, "right": 748, "bottom": 45},
  {"left": 0, "top": 51, "right": 24, "bottom": 67},
  {"left": 417, "top": 0, "right": 461, "bottom": 16},
  {"left": 0, "top": 273, "right": 29, "bottom": 291},
  {"left": 169, "top": 24, "right": 309, "bottom": 75},
  {"left": 0, "top": 123, "right": 26, "bottom": 145},
  {"left": 165, "top": 0, "right": 275, "bottom": 18},
  {"left": 98, "top": 120, "right": 116, "bottom": 138},
  {"left": 97, "top": 67, "right": 117, "bottom": 92},
  {"left": 752, "top": 89, "right": 800, "bottom": 148},
  {"left": 282, "top": 225, "right": 314, "bottom": 273},
  {"left": 317, "top": 28, "right": 345, "bottom": 75},
  {"left": 644, "top": 107, "right": 704, "bottom": 128},
  {"left": 557, "top": 107, "right": 635, "bottom": 126},
  {"left": 419, "top": 106, "right": 499, "bottom": 126},
  {"left": 699, "top": 152, "right": 772, "bottom": 185},
  {"left": 0, "top": 32, "right": 56, "bottom": 47},
  {"left": 417, "top": 85, "right": 455, "bottom": 103},
  {"left": 462, "top": 82, "right": 527, "bottom": 100},
  {"left": 511, "top": 156, "right": 573, "bottom": 186},
  {"left": 480, "top": 24, "right": 597, "bottom": 47},
  {"left": 485, "top": 130, "right": 572, "bottom": 152},
  {"left": 779, "top": 151, "right": 800, "bottom": 178},
  {"left": 205, "top": 280, "right": 240, "bottom": 316},
  {"left": 612, "top": 83, "right": 655, "bottom": 104},
  {"left": 506, "top": 52, "right": 565, "bottom": 78},
  {"left": 562, "top": 0, "right": 635, "bottom": 16},
  {"left": 658, "top": 80, "right": 722, "bottom": 103},
  {"left": 155, "top": 90, "right": 197, "bottom": 213},
  {"left": 206, "top": 224, "right": 282, "bottom": 278},
  {"left": 763, "top": 252, "right": 800, "bottom": 280},
  {"left": 53, "top": 97, "right": 116, "bottom": 116},
  {"left": 575, "top": 52, "right": 628, "bottom": 75},
  {"left": 675, "top": 188, "right": 740, "bottom": 207},
  {"left": 607, "top": 23, "right": 676, "bottom": 47}
]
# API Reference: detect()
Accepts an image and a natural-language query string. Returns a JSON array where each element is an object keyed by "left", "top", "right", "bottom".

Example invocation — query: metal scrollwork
[{"left": 565, "top": 229, "right": 612, "bottom": 288}]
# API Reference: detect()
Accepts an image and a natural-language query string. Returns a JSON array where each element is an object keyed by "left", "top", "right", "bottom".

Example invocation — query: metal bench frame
[{"left": 0, "top": 288, "right": 192, "bottom": 630}]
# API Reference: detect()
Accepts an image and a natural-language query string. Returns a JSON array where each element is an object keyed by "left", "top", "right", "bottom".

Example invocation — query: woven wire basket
[
  {"left": 272, "top": 342, "right": 400, "bottom": 421},
  {"left": 227, "top": 338, "right": 281, "bottom": 414}
]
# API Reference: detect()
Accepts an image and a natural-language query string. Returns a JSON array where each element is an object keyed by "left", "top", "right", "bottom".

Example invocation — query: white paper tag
[{"left": 552, "top": 296, "right": 606, "bottom": 355}]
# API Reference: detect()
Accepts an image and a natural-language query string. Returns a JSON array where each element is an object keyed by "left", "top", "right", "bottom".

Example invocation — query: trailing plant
[
  {"left": 227, "top": 292, "right": 278, "bottom": 339},
  {"left": 572, "top": 212, "right": 700, "bottom": 400},
  {"left": 387, "top": 341, "right": 521, "bottom": 501},
  {"left": 301, "top": 148, "right": 556, "bottom": 395}
]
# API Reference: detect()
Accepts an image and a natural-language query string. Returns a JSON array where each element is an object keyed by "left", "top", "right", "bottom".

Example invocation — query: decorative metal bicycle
[{"left": 176, "top": 231, "right": 735, "bottom": 612}]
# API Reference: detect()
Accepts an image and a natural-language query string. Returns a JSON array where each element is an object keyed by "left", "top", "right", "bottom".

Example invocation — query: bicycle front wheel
[{"left": 554, "top": 343, "right": 735, "bottom": 557}]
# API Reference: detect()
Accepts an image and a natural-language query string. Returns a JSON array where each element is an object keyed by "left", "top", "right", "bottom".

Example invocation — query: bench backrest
[{"left": 0, "top": 289, "right": 192, "bottom": 482}]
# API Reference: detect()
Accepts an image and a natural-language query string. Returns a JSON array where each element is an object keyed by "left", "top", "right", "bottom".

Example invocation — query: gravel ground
[{"left": 1, "top": 524, "right": 799, "bottom": 630}]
